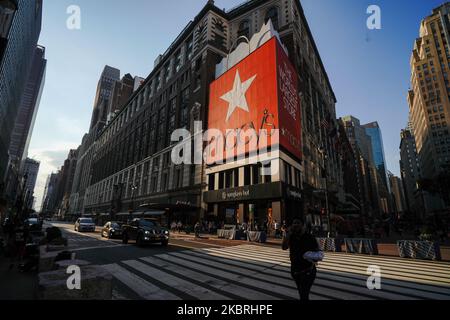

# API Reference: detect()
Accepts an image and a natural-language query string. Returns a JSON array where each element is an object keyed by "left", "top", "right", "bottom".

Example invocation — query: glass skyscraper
[
  {"left": 363, "top": 122, "right": 390, "bottom": 192},
  {"left": 0, "top": 0, "right": 42, "bottom": 185}
]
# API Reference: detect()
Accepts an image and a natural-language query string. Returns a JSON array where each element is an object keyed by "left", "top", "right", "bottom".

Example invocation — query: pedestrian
[
  {"left": 281, "top": 220, "right": 287, "bottom": 237},
  {"left": 177, "top": 221, "right": 183, "bottom": 233},
  {"left": 170, "top": 221, "right": 177, "bottom": 232},
  {"left": 282, "top": 219, "right": 322, "bottom": 301},
  {"left": 274, "top": 220, "right": 281, "bottom": 238},
  {"left": 208, "top": 221, "right": 213, "bottom": 234},
  {"left": 242, "top": 221, "right": 248, "bottom": 232},
  {"left": 194, "top": 222, "right": 201, "bottom": 238}
]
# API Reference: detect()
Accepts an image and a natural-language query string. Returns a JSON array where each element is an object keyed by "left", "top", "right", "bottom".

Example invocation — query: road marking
[
  {"left": 139, "top": 255, "right": 289, "bottom": 300},
  {"left": 122, "top": 259, "right": 231, "bottom": 300},
  {"left": 104, "top": 244, "right": 450, "bottom": 301},
  {"left": 103, "top": 264, "right": 181, "bottom": 300}
]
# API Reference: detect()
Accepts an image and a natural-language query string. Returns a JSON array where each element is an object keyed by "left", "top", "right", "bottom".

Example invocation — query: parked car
[
  {"left": 25, "top": 218, "right": 42, "bottom": 232},
  {"left": 122, "top": 218, "right": 169, "bottom": 246},
  {"left": 101, "top": 221, "right": 123, "bottom": 239},
  {"left": 74, "top": 218, "right": 96, "bottom": 232}
]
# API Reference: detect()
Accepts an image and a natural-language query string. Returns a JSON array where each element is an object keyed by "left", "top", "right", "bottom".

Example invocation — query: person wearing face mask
[{"left": 282, "top": 219, "right": 322, "bottom": 301}]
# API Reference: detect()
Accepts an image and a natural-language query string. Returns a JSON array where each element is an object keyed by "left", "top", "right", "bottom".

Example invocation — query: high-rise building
[
  {"left": 363, "top": 122, "right": 389, "bottom": 191},
  {"left": 341, "top": 116, "right": 383, "bottom": 218},
  {"left": 388, "top": 171, "right": 407, "bottom": 217},
  {"left": 0, "top": 0, "right": 42, "bottom": 185},
  {"left": 89, "top": 65, "right": 120, "bottom": 133},
  {"left": 106, "top": 73, "right": 135, "bottom": 121},
  {"left": 399, "top": 128, "right": 424, "bottom": 218},
  {"left": 362, "top": 121, "right": 392, "bottom": 214},
  {"left": 408, "top": 3, "right": 450, "bottom": 211},
  {"left": 53, "top": 149, "right": 78, "bottom": 218},
  {"left": 41, "top": 173, "right": 59, "bottom": 215},
  {"left": 337, "top": 119, "right": 364, "bottom": 218},
  {"left": 22, "top": 157, "right": 39, "bottom": 209},
  {"left": 0, "top": 0, "right": 18, "bottom": 61},
  {"left": 68, "top": 66, "right": 120, "bottom": 216},
  {"left": 9, "top": 45, "right": 46, "bottom": 165},
  {"left": 80, "top": 0, "right": 343, "bottom": 228}
]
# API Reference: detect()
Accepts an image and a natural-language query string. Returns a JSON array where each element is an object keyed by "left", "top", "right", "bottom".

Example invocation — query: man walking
[{"left": 282, "top": 219, "right": 321, "bottom": 301}]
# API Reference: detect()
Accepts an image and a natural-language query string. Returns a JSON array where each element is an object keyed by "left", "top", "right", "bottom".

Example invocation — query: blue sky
[{"left": 29, "top": 0, "right": 444, "bottom": 209}]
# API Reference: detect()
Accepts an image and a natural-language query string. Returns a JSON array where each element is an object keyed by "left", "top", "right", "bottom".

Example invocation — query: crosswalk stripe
[
  {"left": 171, "top": 250, "right": 431, "bottom": 300},
  {"left": 215, "top": 246, "right": 450, "bottom": 294},
  {"left": 238, "top": 243, "right": 448, "bottom": 266},
  {"left": 102, "top": 263, "right": 181, "bottom": 300},
  {"left": 169, "top": 251, "right": 373, "bottom": 300},
  {"left": 315, "top": 262, "right": 449, "bottom": 288},
  {"left": 327, "top": 253, "right": 450, "bottom": 274},
  {"left": 156, "top": 252, "right": 294, "bottom": 299},
  {"left": 317, "top": 269, "right": 450, "bottom": 300},
  {"left": 202, "top": 247, "right": 291, "bottom": 268},
  {"left": 105, "top": 244, "right": 450, "bottom": 301},
  {"left": 186, "top": 250, "right": 291, "bottom": 278},
  {"left": 321, "top": 257, "right": 450, "bottom": 283},
  {"left": 205, "top": 246, "right": 450, "bottom": 288},
  {"left": 122, "top": 259, "right": 231, "bottom": 300},
  {"left": 140, "top": 255, "right": 289, "bottom": 300},
  {"left": 184, "top": 249, "right": 427, "bottom": 300},
  {"left": 198, "top": 247, "right": 450, "bottom": 298}
]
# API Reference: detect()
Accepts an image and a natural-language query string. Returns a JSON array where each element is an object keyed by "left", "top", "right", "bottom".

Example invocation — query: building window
[
  {"left": 186, "top": 38, "right": 193, "bottom": 61},
  {"left": 208, "top": 174, "right": 215, "bottom": 191},
  {"left": 237, "top": 19, "right": 250, "bottom": 39},
  {"left": 161, "top": 172, "right": 169, "bottom": 191},
  {"left": 244, "top": 166, "right": 251, "bottom": 186},
  {"left": 218, "top": 171, "right": 224, "bottom": 189},
  {"left": 175, "top": 50, "right": 183, "bottom": 72},
  {"left": 174, "top": 166, "right": 183, "bottom": 189},
  {"left": 265, "top": 7, "right": 279, "bottom": 30},
  {"left": 252, "top": 164, "right": 261, "bottom": 185}
]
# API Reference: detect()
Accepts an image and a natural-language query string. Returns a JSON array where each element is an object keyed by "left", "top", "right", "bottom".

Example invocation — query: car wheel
[
  {"left": 122, "top": 234, "right": 128, "bottom": 244},
  {"left": 161, "top": 240, "right": 168, "bottom": 247}
]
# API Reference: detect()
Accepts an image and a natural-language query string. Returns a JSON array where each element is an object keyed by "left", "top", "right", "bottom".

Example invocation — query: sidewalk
[{"left": 0, "top": 230, "right": 39, "bottom": 300}]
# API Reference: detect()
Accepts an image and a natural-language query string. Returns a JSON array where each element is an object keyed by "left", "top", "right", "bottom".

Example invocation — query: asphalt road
[{"left": 46, "top": 222, "right": 450, "bottom": 301}]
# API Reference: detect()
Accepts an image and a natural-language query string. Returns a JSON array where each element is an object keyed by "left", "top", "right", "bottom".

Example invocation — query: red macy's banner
[{"left": 207, "top": 37, "right": 302, "bottom": 163}]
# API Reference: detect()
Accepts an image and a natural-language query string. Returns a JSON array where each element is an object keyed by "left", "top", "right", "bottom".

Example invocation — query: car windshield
[
  {"left": 111, "top": 223, "right": 121, "bottom": 229},
  {"left": 139, "top": 220, "right": 160, "bottom": 228},
  {"left": 28, "top": 218, "right": 38, "bottom": 224},
  {"left": 80, "top": 218, "right": 93, "bottom": 224}
]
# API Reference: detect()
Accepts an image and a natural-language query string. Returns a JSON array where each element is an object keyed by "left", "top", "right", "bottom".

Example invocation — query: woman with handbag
[{"left": 282, "top": 219, "right": 323, "bottom": 301}]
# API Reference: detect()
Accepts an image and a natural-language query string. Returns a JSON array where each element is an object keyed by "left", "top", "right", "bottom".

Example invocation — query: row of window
[
  {"left": 86, "top": 159, "right": 195, "bottom": 206},
  {"left": 96, "top": 31, "right": 196, "bottom": 150},
  {"left": 237, "top": 6, "right": 280, "bottom": 40},
  {"left": 92, "top": 81, "right": 192, "bottom": 184}
]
